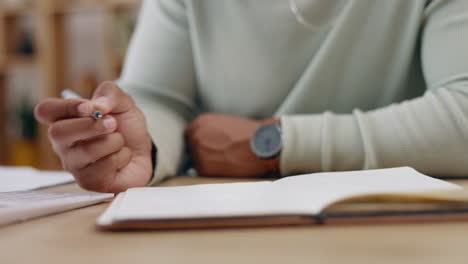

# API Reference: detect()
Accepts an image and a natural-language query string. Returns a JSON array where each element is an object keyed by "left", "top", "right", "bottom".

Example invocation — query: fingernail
[
  {"left": 103, "top": 116, "right": 117, "bottom": 130},
  {"left": 77, "top": 102, "right": 92, "bottom": 116},
  {"left": 94, "top": 97, "right": 111, "bottom": 109}
]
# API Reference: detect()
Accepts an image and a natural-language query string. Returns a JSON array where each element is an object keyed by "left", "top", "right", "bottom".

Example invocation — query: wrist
[
  {"left": 261, "top": 118, "right": 280, "bottom": 126},
  {"left": 262, "top": 157, "right": 281, "bottom": 176}
]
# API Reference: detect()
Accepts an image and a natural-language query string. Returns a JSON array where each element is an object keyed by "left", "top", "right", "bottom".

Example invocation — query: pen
[{"left": 61, "top": 89, "right": 103, "bottom": 120}]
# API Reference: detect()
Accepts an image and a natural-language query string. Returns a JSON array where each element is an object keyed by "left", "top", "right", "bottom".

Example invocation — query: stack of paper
[
  {"left": 0, "top": 191, "right": 113, "bottom": 226},
  {"left": 0, "top": 166, "right": 75, "bottom": 192}
]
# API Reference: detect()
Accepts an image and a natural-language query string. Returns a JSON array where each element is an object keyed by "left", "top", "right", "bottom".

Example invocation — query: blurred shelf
[
  {"left": 7, "top": 54, "right": 36, "bottom": 66},
  {"left": 3, "top": 6, "right": 35, "bottom": 18},
  {"left": 0, "top": 0, "right": 141, "bottom": 169},
  {"left": 0, "top": 56, "right": 36, "bottom": 73},
  {"left": 1, "top": 0, "right": 141, "bottom": 18},
  {"left": 106, "top": 0, "right": 142, "bottom": 10},
  {"left": 55, "top": 0, "right": 141, "bottom": 15},
  {"left": 0, "top": 62, "right": 6, "bottom": 74}
]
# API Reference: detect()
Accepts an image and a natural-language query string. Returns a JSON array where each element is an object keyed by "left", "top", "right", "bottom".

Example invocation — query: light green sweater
[{"left": 117, "top": 0, "right": 468, "bottom": 184}]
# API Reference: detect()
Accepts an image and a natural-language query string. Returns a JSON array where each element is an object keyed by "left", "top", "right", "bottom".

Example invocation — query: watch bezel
[{"left": 250, "top": 124, "right": 282, "bottom": 159}]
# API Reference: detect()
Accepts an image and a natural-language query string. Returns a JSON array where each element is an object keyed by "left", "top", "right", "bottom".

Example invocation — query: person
[{"left": 35, "top": 0, "right": 468, "bottom": 193}]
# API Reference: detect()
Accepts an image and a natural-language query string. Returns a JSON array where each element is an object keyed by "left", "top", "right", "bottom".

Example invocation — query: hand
[
  {"left": 35, "top": 82, "right": 153, "bottom": 193},
  {"left": 185, "top": 113, "right": 280, "bottom": 178}
]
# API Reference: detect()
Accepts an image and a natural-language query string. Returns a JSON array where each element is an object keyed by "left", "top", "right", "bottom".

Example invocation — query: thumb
[{"left": 91, "top": 81, "right": 135, "bottom": 114}]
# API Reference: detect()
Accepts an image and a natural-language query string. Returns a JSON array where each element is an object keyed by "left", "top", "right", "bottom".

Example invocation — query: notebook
[{"left": 97, "top": 167, "right": 468, "bottom": 230}]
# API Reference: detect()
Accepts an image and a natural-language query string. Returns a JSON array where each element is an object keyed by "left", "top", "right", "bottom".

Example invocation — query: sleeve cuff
[
  {"left": 279, "top": 113, "right": 365, "bottom": 176},
  {"left": 279, "top": 115, "right": 323, "bottom": 176},
  {"left": 145, "top": 136, "right": 178, "bottom": 186}
]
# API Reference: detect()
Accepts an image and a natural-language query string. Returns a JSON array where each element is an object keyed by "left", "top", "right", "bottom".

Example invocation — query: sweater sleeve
[
  {"left": 117, "top": 0, "right": 195, "bottom": 185},
  {"left": 280, "top": 0, "right": 468, "bottom": 177}
]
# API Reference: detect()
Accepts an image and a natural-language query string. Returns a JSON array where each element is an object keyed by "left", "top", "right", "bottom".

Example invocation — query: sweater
[{"left": 117, "top": 0, "right": 468, "bottom": 184}]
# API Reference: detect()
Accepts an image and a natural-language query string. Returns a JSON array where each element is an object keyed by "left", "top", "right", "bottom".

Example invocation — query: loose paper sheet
[
  {"left": 0, "top": 191, "right": 113, "bottom": 226},
  {"left": 0, "top": 166, "right": 74, "bottom": 192}
]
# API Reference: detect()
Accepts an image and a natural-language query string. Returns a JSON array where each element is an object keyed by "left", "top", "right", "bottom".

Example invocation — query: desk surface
[{"left": 2, "top": 176, "right": 468, "bottom": 264}]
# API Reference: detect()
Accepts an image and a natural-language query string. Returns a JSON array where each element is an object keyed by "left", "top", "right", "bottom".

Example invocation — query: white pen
[{"left": 61, "top": 89, "right": 103, "bottom": 120}]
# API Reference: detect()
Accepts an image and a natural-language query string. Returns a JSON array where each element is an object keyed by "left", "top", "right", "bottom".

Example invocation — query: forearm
[
  {"left": 114, "top": 0, "right": 195, "bottom": 184},
  {"left": 280, "top": 84, "right": 468, "bottom": 177},
  {"left": 119, "top": 81, "right": 189, "bottom": 184}
]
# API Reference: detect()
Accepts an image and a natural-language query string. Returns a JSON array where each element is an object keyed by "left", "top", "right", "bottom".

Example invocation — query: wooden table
[{"left": 2, "top": 177, "right": 468, "bottom": 264}]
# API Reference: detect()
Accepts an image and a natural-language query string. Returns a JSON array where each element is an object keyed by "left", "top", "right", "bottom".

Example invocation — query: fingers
[
  {"left": 48, "top": 115, "right": 118, "bottom": 149},
  {"left": 91, "top": 81, "right": 135, "bottom": 115},
  {"left": 35, "top": 82, "right": 135, "bottom": 125},
  {"left": 35, "top": 98, "right": 93, "bottom": 125},
  {"left": 73, "top": 147, "right": 132, "bottom": 192},
  {"left": 62, "top": 133, "right": 125, "bottom": 171}
]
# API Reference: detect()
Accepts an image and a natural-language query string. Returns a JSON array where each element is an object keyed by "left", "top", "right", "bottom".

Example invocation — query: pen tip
[{"left": 93, "top": 111, "right": 103, "bottom": 120}]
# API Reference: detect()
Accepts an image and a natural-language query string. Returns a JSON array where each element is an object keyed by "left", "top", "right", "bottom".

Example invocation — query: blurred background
[{"left": 0, "top": 0, "right": 141, "bottom": 170}]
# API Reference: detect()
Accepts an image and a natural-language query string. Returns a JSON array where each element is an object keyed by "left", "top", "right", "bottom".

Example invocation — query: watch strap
[{"left": 259, "top": 118, "right": 282, "bottom": 177}]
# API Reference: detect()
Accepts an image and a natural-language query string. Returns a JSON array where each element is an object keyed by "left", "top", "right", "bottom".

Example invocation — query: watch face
[{"left": 250, "top": 124, "right": 282, "bottom": 159}]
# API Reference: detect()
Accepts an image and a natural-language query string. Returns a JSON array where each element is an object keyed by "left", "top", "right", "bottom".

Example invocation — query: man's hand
[
  {"left": 185, "top": 113, "right": 280, "bottom": 178},
  {"left": 35, "top": 82, "right": 153, "bottom": 193}
]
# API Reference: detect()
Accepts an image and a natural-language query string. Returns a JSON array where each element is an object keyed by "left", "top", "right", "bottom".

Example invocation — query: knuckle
[
  {"left": 83, "top": 177, "right": 107, "bottom": 193},
  {"left": 104, "top": 152, "right": 118, "bottom": 170},
  {"left": 75, "top": 177, "right": 95, "bottom": 191},
  {"left": 198, "top": 113, "right": 217, "bottom": 122},
  {"left": 99, "top": 81, "right": 118, "bottom": 92},
  {"left": 190, "top": 113, "right": 218, "bottom": 129},
  {"left": 114, "top": 147, "right": 131, "bottom": 168},
  {"left": 109, "top": 133, "right": 125, "bottom": 148},
  {"left": 73, "top": 171, "right": 104, "bottom": 192},
  {"left": 187, "top": 130, "right": 207, "bottom": 148},
  {"left": 96, "top": 179, "right": 111, "bottom": 193},
  {"left": 48, "top": 124, "right": 60, "bottom": 141},
  {"left": 95, "top": 81, "right": 123, "bottom": 99},
  {"left": 77, "top": 143, "right": 95, "bottom": 159},
  {"left": 192, "top": 131, "right": 206, "bottom": 143},
  {"left": 61, "top": 148, "right": 87, "bottom": 172},
  {"left": 65, "top": 100, "right": 78, "bottom": 117},
  {"left": 75, "top": 166, "right": 111, "bottom": 192},
  {"left": 109, "top": 149, "right": 124, "bottom": 168},
  {"left": 122, "top": 146, "right": 132, "bottom": 158},
  {"left": 192, "top": 116, "right": 205, "bottom": 126}
]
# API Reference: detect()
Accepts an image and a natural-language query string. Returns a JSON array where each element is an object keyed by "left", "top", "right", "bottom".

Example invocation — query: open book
[{"left": 97, "top": 167, "right": 468, "bottom": 230}]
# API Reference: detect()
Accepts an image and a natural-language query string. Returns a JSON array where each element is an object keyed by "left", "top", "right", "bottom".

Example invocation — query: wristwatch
[{"left": 250, "top": 123, "right": 282, "bottom": 159}]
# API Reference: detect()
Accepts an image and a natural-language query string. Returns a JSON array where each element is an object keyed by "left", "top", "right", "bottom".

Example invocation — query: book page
[
  {"left": 114, "top": 181, "right": 283, "bottom": 220},
  {"left": 103, "top": 167, "right": 462, "bottom": 222},
  {"left": 274, "top": 167, "right": 462, "bottom": 213}
]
